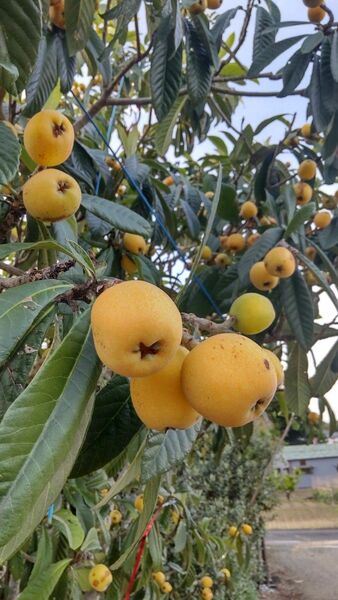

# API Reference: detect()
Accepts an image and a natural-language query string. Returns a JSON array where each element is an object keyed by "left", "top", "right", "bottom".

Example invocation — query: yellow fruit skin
[
  {"left": 162, "top": 175, "right": 174, "bottom": 186},
  {"left": 298, "top": 159, "right": 317, "bottom": 180},
  {"left": 189, "top": 0, "right": 207, "bottom": 14},
  {"left": 152, "top": 571, "right": 166, "bottom": 585},
  {"left": 219, "top": 235, "right": 229, "bottom": 249},
  {"left": 300, "top": 123, "right": 312, "bottom": 137},
  {"left": 91, "top": 281, "right": 182, "bottom": 378},
  {"left": 207, "top": 0, "right": 222, "bottom": 7},
  {"left": 242, "top": 523, "right": 253, "bottom": 535},
  {"left": 200, "top": 576, "right": 213, "bottom": 588},
  {"left": 230, "top": 293, "right": 275, "bottom": 335},
  {"left": 240, "top": 201, "right": 258, "bottom": 219},
  {"left": 110, "top": 509, "right": 122, "bottom": 525},
  {"left": 201, "top": 245, "right": 213, "bottom": 260},
  {"left": 134, "top": 494, "right": 144, "bottom": 512},
  {"left": 228, "top": 526, "right": 237, "bottom": 537},
  {"left": 181, "top": 333, "right": 277, "bottom": 428},
  {"left": 264, "top": 247, "right": 296, "bottom": 278},
  {"left": 201, "top": 589, "right": 213, "bottom": 600},
  {"left": 313, "top": 210, "right": 332, "bottom": 229},
  {"left": 123, "top": 233, "right": 147, "bottom": 254},
  {"left": 214, "top": 253, "right": 231, "bottom": 267},
  {"left": 308, "top": 6, "right": 326, "bottom": 22},
  {"left": 247, "top": 233, "right": 260, "bottom": 247},
  {"left": 226, "top": 233, "right": 246, "bottom": 253},
  {"left": 130, "top": 347, "right": 200, "bottom": 430},
  {"left": 293, "top": 182, "right": 313, "bottom": 205},
  {"left": 305, "top": 246, "right": 316, "bottom": 261},
  {"left": 88, "top": 565, "right": 113, "bottom": 592},
  {"left": 49, "top": 0, "right": 65, "bottom": 28},
  {"left": 24, "top": 110, "right": 74, "bottom": 166},
  {"left": 23, "top": 169, "right": 81, "bottom": 222},
  {"left": 121, "top": 255, "right": 138, "bottom": 274},
  {"left": 263, "top": 349, "right": 284, "bottom": 387},
  {"left": 221, "top": 568, "right": 231, "bottom": 579},
  {"left": 205, "top": 191, "right": 214, "bottom": 200},
  {"left": 308, "top": 411, "right": 320, "bottom": 425},
  {"left": 161, "top": 582, "right": 173, "bottom": 593},
  {"left": 249, "top": 261, "right": 279, "bottom": 292}
]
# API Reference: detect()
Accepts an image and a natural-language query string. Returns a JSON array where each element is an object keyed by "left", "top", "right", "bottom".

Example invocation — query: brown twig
[
  {"left": 73, "top": 42, "right": 153, "bottom": 133},
  {"left": 0, "top": 260, "right": 76, "bottom": 291}
]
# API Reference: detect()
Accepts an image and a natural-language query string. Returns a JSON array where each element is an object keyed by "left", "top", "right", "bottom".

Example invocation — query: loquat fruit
[
  {"left": 200, "top": 575, "right": 213, "bottom": 588},
  {"left": 241, "top": 523, "right": 253, "bottom": 535},
  {"left": 298, "top": 159, "right": 317, "bottom": 180},
  {"left": 123, "top": 232, "right": 147, "bottom": 255},
  {"left": 121, "top": 255, "right": 138, "bottom": 275},
  {"left": 230, "top": 293, "right": 275, "bottom": 335},
  {"left": 134, "top": 494, "right": 144, "bottom": 512},
  {"left": 226, "top": 233, "right": 246, "bottom": 253},
  {"left": 247, "top": 233, "right": 260, "bottom": 247},
  {"left": 189, "top": 0, "right": 207, "bottom": 15},
  {"left": 264, "top": 247, "right": 296, "bottom": 278},
  {"left": 313, "top": 210, "right": 332, "bottom": 229},
  {"left": 130, "top": 346, "right": 200, "bottom": 430},
  {"left": 249, "top": 261, "right": 279, "bottom": 292},
  {"left": 240, "top": 201, "right": 258, "bottom": 219},
  {"left": 91, "top": 281, "right": 183, "bottom": 377},
  {"left": 293, "top": 182, "right": 313, "bottom": 206},
  {"left": 181, "top": 333, "right": 277, "bottom": 428},
  {"left": 214, "top": 253, "right": 231, "bottom": 267},
  {"left": 308, "top": 5, "right": 326, "bottom": 22},
  {"left": 161, "top": 581, "right": 173, "bottom": 593},
  {"left": 23, "top": 169, "right": 81, "bottom": 222},
  {"left": 263, "top": 349, "right": 284, "bottom": 387},
  {"left": 88, "top": 564, "right": 112, "bottom": 592},
  {"left": 201, "top": 245, "right": 213, "bottom": 260},
  {"left": 24, "top": 110, "right": 74, "bottom": 167},
  {"left": 152, "top": 571, "right": 166, "bottom": 585}
]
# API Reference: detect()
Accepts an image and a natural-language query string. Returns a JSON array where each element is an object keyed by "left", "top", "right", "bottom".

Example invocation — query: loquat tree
[{"left": 0, "top": 0, "right": 337, "bottom": 598}]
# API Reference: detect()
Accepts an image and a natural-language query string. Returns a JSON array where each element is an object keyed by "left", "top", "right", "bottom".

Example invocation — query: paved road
[{"left": 265, "top": 529, "right": 338, "bottom": 600}]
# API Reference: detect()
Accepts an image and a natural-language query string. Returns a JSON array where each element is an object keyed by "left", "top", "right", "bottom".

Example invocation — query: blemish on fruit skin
[
  {"left": 139, "top": 341, "right": 161, "bottom": 359},
  {"left": 264, "top": 359, "right": 270, "bottom": 370}
]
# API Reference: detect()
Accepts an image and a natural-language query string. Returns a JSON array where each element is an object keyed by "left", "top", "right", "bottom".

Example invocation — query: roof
[{"left": 282, "top": 443, "right": 338, "bottom": 461}]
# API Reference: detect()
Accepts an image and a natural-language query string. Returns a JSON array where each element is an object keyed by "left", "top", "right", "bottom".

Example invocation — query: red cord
[{"left": 124, "top": 508, "right": 162, "bottom": 600}]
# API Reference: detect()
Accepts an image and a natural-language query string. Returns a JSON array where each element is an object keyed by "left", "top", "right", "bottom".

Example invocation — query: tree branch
[
  {"left": 73, "top": 42, "right": 153, "bottom": 133},
  {"left": 0, "top": 260, "right": 76, "bottom": 291}
]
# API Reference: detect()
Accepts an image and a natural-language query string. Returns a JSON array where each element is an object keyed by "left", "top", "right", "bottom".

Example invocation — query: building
[{"left": 275, "top": 443, "right": 338, "bottom": 489}]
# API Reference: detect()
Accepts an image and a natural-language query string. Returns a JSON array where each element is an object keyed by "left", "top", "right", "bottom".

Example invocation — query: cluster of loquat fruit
[
  {"left": 188, "top": 0, "right": 223, "bottom": 16},
  {"left": 293, "top": 159, "right": 333, "bottom": 230},
  {"left": 303, "top": 0, "right": 328, "bottom": 23}
]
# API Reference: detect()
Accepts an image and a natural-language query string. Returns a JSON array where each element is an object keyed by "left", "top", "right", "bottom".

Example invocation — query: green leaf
[
  {"left": 150, "top": 20, "right": 182, "bottom": 121},
  {"left": 0, "top": 309, "right": 55, "bottom": 418},
  {"left": 318, "top": 216, "right": 338, "bottom": 249},
  {"left": 310, "top": 55, "right": 332, "bottom": 133},
  {"left": 0, "top": 122, "right": 21, "bottom": 185},
  {"left": 254, "top": 149, "right": 275, "bottom": 204},
  {"left": 80, "top": 528, "right": 101, "bottom": 552},
  {"left": 331, "top": 30, "right": 338, "bottom": 82},
  {"left": 194, "top": 14, "right": 219, "bottom": 69},
  {"left": 320, "top": 37, "right": 338, "bottom": 115},
  {"left": 71, "top": 376, "right": 142, "bottom": 478},
  {"left": 252, "top": 7, "right": 276, "bottom": 63},
  {"left": 110, "top": 476, "right": 161, "bottom": 570},
  {"left": 0, "top": 310, "right": 101, "bottom": 562},
  {"left": 211, "top": 8, "right": 240, "bottom": 52},
  {"left": 301, "top": 31, "right": 323, "bottom": 54},
  {"left": 0, "top": 280, "right": 72, "bottom": 369},
  {"left": 249, "top": 34, "right": 305, "bottom": 77},
  {"left": 65, "top": 0, "right": 96, "bottom": 56},
  {"left": 0, "top": 0, "right": 42, "bottom": 95},
  {"left": 237, "top": 227, "right": 284, "bottom": 285},
  {"left": 180, "top": 199, "right": 200, "bottom": 239},
  {"left": 279, "top": 49, "right": 312, "bottom": 97},
  {"left": 307, "top": 238, "right": 338, "bottom": 290},
  {"left": 17, "top": 559, "right": 71, "bottom": 600},
  {"left": 297, "top": 250, "right": 338, "bottom": 310},
  {"left": 154, "top": 96, "right": 187, "bottom": 156},
  {"left": 217, "top": 183, "right": 238, "bottom": 222},
  {"left": 148, "top": 523, "right": 162, "bottom": 568},
  {"left": 323, "top": 111, "right": 338, "bottom": 160},
  {"left": 320, "top": 397, "right": 337, "bottom": 436},
  {"left": 174, "top": 520, "right": 187, "bottom": 553},
  {"left": 81, "top": 194, "right": 152, "bottom": 237},
  {"left": 83, "top": 29, "right": 112, "bottom": 86},
  {"left": 310, "top": 341, "right": 338, "bottom": 398},
  {"left": 186, "top": 20, "right": 212, "bottom": 106},
  {"left": 141, "top": 423, "right": 201, "bottom": 483},
  {"left": 285, "top": 343, "right": 311, "bottom": 417},
  {"left": 280, "top": 271, "right": 314, "bottom": 351},
  {"left": 29, "top": 527, "right": 54, "bottom": 580},
  {"left": 53, "top": 509, "right": 85, "bottom": 550},
  {"left": 254, "top": 114, "right": 288, "bottom": 135},
  {"left": 24, "top": 33, "right": 58, "bottom": 117},
  {"left": 284, "top": 202, "right": 315, "bottom": 238},
  {"left": 56, "top": 34, "right": 77, "bottom": 94},
  {"left": 67, "top": 240, "right": 96, "bottom": 277}
]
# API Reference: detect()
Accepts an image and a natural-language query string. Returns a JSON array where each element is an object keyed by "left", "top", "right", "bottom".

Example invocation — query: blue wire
[
  {"left": 71, "top": 92, "right": 223, "bottom": 317},
  {"left": 95, "top": 78, "right": 125, "bottom": 195},
  {"left": 47, "top": 504, "right": 54, "bottom": 524}
]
